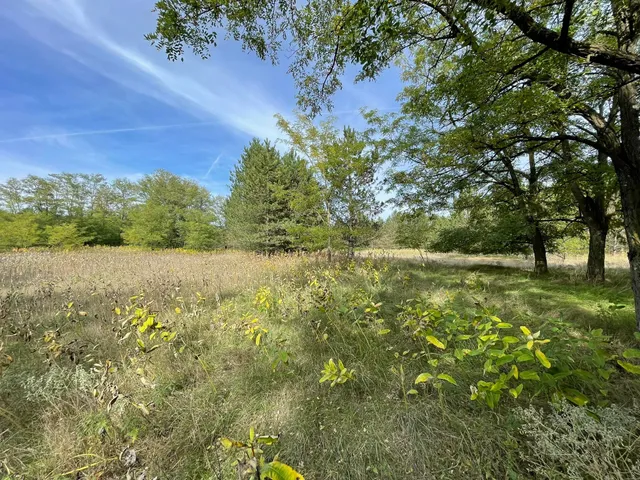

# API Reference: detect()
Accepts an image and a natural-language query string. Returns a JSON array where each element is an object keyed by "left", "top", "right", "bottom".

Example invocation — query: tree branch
[{"left": 476, "top": 0, "right": 640, "bottom": 74}]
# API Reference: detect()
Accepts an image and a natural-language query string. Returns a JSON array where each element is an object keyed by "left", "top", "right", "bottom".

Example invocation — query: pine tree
[{"left": 225, "top": 139, "right": 320, "bottom": 253}]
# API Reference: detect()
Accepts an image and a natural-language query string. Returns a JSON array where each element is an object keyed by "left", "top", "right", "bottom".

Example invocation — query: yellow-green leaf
[
  {"left": 407, "top": 389, "right": 419, "bottom": 395},
  {"left": 563, "top": 388, "right": 589, "bottom": 406},
  {"left": 257, "top": 435, "right": 279, "bottom": 445},
  {"left": 175, "top": 307, "right": 182, "bottom": 314},
  {"left": 509, "top": 384, "right": 523, "bottom": 398},
  {"left": 261, "top": 460, "right": 305, "bottom": 480},
  {"left": 618, "top": 360, "right": 640, "bottom": 375},
  {"left": 496, "top": 323, "right": 512, "bottom": 328},
  {"left": 220, "top": 437, "right": 246, "bottom": 449},
  {"left": 622, "top": 349, "right": 640, "bottom": 359},
  {"left": 377, "top": 329, "right": 391, "bottom": 335},
  {"left": 437, "top": 373, "right": 457, "bottom": 385},
  {"left": 520, "top": 370, "right": 540, "bottom": 381},
  {"left": 520, "top": 326, "right": 532, "bottom": 336},
  {"left": 425, "top": 335, "right": 445, "bottom": 349},
  {"left": 415, "top": 373, "right": 433, "bottom": 384},
  {"left": 535, "top": 349, "right": 551, "bottom": 369}
]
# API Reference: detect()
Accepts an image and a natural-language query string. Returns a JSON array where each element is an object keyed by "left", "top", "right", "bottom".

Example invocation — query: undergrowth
[{"left": 1, "top": 249, "right": 639, "bottom": 479}]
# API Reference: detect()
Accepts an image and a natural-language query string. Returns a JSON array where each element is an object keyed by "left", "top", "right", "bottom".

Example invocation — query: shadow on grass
[{"left": 375, "top": 260, "right": 636, "bottom": 339}]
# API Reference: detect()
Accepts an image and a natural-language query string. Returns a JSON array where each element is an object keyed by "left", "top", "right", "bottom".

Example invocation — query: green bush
[
  {"left": 397, "top": 297, "right": 619, "bottom": 408},
  {"left": 45, "top": 223, "right": 92, "bottom": 249},
  {"left": 0, "top": 212, "right": 42, "bottom": 249}
]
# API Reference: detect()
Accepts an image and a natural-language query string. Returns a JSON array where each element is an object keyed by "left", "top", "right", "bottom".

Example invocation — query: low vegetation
[{"left": 1, "top": 249, "right": 639, "bottom": 479}]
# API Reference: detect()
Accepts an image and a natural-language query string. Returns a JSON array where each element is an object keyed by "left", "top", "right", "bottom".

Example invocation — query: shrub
[
  {"left": 398, "top": 297, "right": 617, "bottom": 408},
  {"left": 0, "top": 212, "right": 42, "bottom": 248},
  {"left": 45, "top": 223, "right": 92, "bottom": 249}
]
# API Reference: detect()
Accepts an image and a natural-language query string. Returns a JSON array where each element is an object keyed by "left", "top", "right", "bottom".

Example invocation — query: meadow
[{"left": 1, "top": 248, "right": 640, "bottom": 479}]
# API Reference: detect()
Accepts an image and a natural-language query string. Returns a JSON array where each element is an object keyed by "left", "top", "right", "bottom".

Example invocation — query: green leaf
[
  {"left": 516, "top": 351, "right": 534, "bottom": 363},
  {"left": 257, "top": 435, "right": 279, "bottom": 445},
  {"left": 634, "top": 332, "right": 640, "bottom": 341},
  {"left": 220, "top": 437, "right": 245, "bottom": 449},
  {"left": 502, "top": 336, "right": 520, "bottom": 344},
  {"left": 425, "top": 335, "right": 445, "bottom": 349},
  {"left": 617, "top": 360, "right": 640, "bottom": 374},
  {"left": 437, "top": 373, "right": 457, "bottom": 385},
  {"left": 415, "top": 373, "right": 433, "bottom": 384},
  {"left": 535, "top": 349, "right": 551, "bottom": 369},
  {"left": 520, "top": 370, "right": 540, "bottom": 381},
  {"left": 249, "top": 426, "right": 255, "bottom": 442},
  {"left": 495, "top": 354, "right": 515, "bottom": 366},
  {"left": 496, "top": 323, "right": 512, "bottom": 329},
  {"left": 407, "top": 389, "right": 419, "bottom": 395},
  {"left": 136, "top": 338, "right": 145, "bottom": 351},
  {"left": 509, "top": 384, "right": 523, "bottom": 398},
  {"left": 622, "top": 349, "right": 640, "bottom": 359},
  {"left": 598, "top": 368, "right": 613, "bottom": 380},
  {"left": 563, "top": 388, "right": 589, "bottom": 406},
  {"left": 485, "top": 391, "right": 500, "bottom": 409},
  {"left": 377, "top": 329, "right": 391, "bottom": 335},
  {"left": 261, "top": 460, "right": 305, "bottom": 480}
]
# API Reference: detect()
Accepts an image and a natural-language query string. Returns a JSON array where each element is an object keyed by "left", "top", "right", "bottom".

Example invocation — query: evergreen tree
[{"left": 225, "top": 139, "right": 319, "bottom": 253}]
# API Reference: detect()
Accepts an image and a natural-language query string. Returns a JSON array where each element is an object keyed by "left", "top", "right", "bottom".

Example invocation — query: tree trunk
[
  {"left": 609, "top": 0, "right": 640, "bottom": 330},
  {"left": 586, "top": 223, "right": 608, "bottom": 283},
  {"left": 615, "top": 76, "right": 640, "bottom": 330},
  {"left": 569, "top": 181, "right": 611, "bottom": 283},
  {"left": 532, "top": 224, "right": 548, "bottom": 274}
]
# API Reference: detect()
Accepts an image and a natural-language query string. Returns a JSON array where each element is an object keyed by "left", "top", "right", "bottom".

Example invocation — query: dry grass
[{"left": 1, "top": 248, "right": 639, "bottom": 479}]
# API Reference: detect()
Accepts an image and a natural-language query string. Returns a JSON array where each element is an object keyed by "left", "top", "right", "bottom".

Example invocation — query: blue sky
[{"left": 0, "top": 0, "right": 402, "bottom": 196}]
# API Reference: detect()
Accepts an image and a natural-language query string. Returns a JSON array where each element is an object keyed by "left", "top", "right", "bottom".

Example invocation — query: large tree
[{"left": 148, "top": 0, "right": 640, "bottom": 329}]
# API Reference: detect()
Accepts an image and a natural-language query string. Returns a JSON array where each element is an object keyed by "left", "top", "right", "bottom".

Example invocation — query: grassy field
[{"left": 1, "top": 249, "right": 640, "bottom": 479}]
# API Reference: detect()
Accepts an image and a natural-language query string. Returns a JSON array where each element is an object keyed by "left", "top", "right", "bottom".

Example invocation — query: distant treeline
[
  {"left": 1, "top": 137, "right": 625, "bottom": 258},
  {"left": 0, "top": 170, "right": 224, "bottom": 250},
  {"left": 0, "top": 129, "right": 382, "bottom": 254}
]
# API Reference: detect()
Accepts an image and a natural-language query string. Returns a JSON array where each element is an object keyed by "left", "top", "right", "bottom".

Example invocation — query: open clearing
[{"left": 1, "top": 249, "right": 639, "bottom": 479}]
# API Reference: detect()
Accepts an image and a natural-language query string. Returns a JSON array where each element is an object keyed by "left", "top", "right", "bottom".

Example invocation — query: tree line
[
  {"left": 0, "top": 171, "right": 223, "bottom": 250},
  {"left": 146, "top": 0, "right": 640, "bottom": 329}
]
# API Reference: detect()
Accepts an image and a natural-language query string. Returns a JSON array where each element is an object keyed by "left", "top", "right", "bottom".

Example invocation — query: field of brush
[{"left": 1, "top": 248, "right": 640, "bottom": 479}]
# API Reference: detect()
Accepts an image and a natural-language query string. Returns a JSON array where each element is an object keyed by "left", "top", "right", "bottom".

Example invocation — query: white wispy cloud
[
  {"left": 8, "top": 0, "right": 289, "bottom": 141},
  {"left": 0, "top": 121, "right": 220, "bottom": 144}
]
